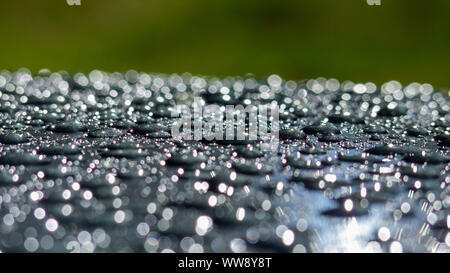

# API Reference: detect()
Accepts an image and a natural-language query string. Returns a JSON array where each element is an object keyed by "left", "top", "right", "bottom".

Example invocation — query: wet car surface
[{"left": 0, "top": 70, "right": 448, "bottom": 253}]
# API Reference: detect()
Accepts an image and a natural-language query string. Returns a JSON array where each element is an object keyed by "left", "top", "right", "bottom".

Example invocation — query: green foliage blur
[{"left": 1, "top": 0, "right": 449, "bottom": 88}]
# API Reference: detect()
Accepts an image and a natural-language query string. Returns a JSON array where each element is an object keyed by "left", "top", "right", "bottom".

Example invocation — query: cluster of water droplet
[{"left": 0, "top": 69, "right": 448, "bottom": 253}]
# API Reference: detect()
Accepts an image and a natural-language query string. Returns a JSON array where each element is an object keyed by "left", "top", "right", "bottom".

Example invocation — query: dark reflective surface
[{"left": 0, "top": 70, "right": 448, "bottom": 253}]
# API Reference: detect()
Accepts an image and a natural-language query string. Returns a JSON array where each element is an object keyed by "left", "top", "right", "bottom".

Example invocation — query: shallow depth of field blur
[{"left": 1, "top": 0, "right": 449, "bottom": 88}]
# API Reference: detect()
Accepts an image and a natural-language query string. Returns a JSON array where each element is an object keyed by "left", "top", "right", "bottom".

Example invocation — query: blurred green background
[{"left": 1, "top": 0, "right": 450, "bottom": 88}]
